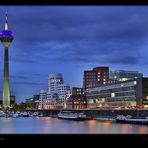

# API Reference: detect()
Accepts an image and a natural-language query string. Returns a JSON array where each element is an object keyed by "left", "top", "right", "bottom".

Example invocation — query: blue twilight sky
[{"left": 0, "top": 6, "right": 148, "bottom": 103}]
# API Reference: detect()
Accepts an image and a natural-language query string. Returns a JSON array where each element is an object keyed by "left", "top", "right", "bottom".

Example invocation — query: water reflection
[
  {"left": 102, "top": 122, "right": 111, "bottom": 133},
  {"left": 0, "top": 117, "right": 148, "bottom": 134},
  {"left": 120, "top": 124, "right": 130, "bottom": 133},
  {"left": 139, "top": 127, "right": 147, "bottom": 133},
  {"left": 87, "top": 120, "right": 96, "bottom": 126},
  {"left": 0, "top": 118, "right": 13, "bottom": 133}
]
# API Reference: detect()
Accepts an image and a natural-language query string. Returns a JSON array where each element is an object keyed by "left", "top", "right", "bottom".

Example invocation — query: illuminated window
[
  {"left": 103, "top": 79, "right": 106, "bottom": 81},
  {"left": 102, "top": 99, "right": 105, "bottom": 102},
  {"left": 111, "top": 93, "right": 115, "bottom": 98},
  {"left": 134, "top": 81, "right": 137, "bottom": 85},
  {"left": 103, "top": 82, "right": 106, "bottom": 84},
  {"left": 146, "top": 96, "right": 148, "bottom": 100}
]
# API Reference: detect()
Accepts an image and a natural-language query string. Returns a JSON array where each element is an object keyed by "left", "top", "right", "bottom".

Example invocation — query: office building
[
  {"left": 109, "top": 70, "right": 143, "bottom": 82},
  {"left": 68, "top": 87, "right": 87, "bottom": 109},
  {"left": 26, "top": 94, "right": 40, "bottom": 104},
  {"left": 57, "top": 83, "right": 71, "bottom": 104},
  {"left": 83, "top": 67, "right": 109, "bottom": 91},
  {"left": 86, "top": 78, "right": 148, "bottom": 108}
]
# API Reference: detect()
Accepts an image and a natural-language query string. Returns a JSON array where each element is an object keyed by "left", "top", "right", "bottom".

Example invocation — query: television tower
[{"left": 0, "top": 13, "right": 13, "bottom": 108}]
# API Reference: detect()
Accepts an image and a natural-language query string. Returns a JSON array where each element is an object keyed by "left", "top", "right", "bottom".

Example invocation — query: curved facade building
[
  {"left": 47, "top": 73, "right": 71, "bottom": 105},
  {"left": 48, "top": 73, "right": 64, "bottom": 94}
]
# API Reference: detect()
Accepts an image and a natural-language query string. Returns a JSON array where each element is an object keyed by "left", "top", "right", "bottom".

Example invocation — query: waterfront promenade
[{"left": 28, "top": 109, "right": 148, "bottom": 119}]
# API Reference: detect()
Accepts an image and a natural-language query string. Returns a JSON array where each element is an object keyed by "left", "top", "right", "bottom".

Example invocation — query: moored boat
[
  {"left": 116, "top": 115, "right": 148, "bottom": 125},
  {"left": 22, "top": 112, "right": 29, "bottom": 117},
  {"left": 0, "top": 111, "right": 5, "bottom": 117},
  {"left": 58, "top": 110, "right": 87, "bottom": 120},
  {"left": 12, "top": 113, "right": 19, "bottom": 118}
]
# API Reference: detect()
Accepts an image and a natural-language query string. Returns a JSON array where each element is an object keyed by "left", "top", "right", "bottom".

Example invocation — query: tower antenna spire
[{"left": 5, "top": 12, "right": 8, "bottom": 30}]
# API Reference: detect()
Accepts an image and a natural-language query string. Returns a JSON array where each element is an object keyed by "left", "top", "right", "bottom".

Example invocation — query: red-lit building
[
  {"left": 83, "top": 67, "right": 109, "bottom": 91},
  {"left": 67, "top": 87, "right": 87, "bottom": 109}
]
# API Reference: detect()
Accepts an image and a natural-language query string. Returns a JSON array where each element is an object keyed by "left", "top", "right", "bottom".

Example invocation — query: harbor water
[{"left": 0, "top": 117, "right": 148, "bottom": 134}]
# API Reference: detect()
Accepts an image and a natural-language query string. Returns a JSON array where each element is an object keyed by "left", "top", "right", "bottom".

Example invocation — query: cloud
[
  {"left": 13, "top": 81, "right": 44, "bottom": 86},
  {"left": 0, "top": 6, "right": 146, "bottom": 67},
  {"left": 10, "top": 74, "right": 27, "bottom": 79},
  {"left": 10, "top": 58, "right": 39, "bottom": 64},
  {"left": 32, "top": 73, "right": 41, "bottom": 76}
]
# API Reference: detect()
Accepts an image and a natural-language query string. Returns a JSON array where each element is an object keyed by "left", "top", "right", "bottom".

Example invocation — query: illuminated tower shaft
[
  {"left": 0, "top": 13, "right": 13, "bottom": 108},
  {"left": 3, "top": 46, "right": 10, "bottom": 107}
]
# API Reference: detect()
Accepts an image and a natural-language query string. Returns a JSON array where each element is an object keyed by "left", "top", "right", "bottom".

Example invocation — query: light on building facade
[
  {"left": 102, "top": 98, "right": 105, "bottom": 102},
  {"left": 134, "top": 81, "right": 137, "bottom": 85},
  {"left": 144, "top": 105, "right": 148, "bottom": 108},
  {"left": 111, "top": 93, "right": 115, "bottom": 98}
]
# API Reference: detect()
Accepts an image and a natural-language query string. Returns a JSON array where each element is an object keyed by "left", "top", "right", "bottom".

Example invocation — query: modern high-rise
[
  {"left": 0, "top": 13, "right": 13, "bottom": 108},
  {"left": 109, "top": 70, "right": 143, "bottom": 82},
  {"left": 83, "top": 67, "right": 109, "bottom": 91}
]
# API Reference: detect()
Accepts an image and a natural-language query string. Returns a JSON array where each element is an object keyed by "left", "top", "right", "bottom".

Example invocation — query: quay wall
[{"left": 28, "top": 109, "right": 148, "bottom": 118}]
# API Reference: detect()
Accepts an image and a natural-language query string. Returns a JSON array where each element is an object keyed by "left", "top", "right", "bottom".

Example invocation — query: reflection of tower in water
[{"left": 0, "top": 13, "right": 14, "bottom": 108}]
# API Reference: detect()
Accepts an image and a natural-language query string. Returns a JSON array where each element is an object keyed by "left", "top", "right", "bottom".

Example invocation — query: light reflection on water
[{"left": 0, "top": 117, "right": 148, "bottom": 134}]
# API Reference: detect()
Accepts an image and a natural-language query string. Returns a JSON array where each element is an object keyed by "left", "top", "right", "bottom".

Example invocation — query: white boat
[
  {"left": 0, "top": 111, "right": 5, "bottom": 117},
  {"left": 58, "top": 111, "right": 87, "bottom": 120},
  {"left": 32, "top": 112, "right": 39, "bottom": 117},
  {"left": 116, "top": 115, "right": 148, "bottom": 125},
  {"left": 12, "top": 113, "right": 19, "bottom": 118},
  {"left": 22, "top": 112, "right": 29, "bottom": 117}
]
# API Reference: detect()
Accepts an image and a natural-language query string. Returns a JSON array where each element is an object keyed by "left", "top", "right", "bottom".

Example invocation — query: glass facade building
[{"left": 109, "top": 70, "right": 143, "bottom": 82}]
